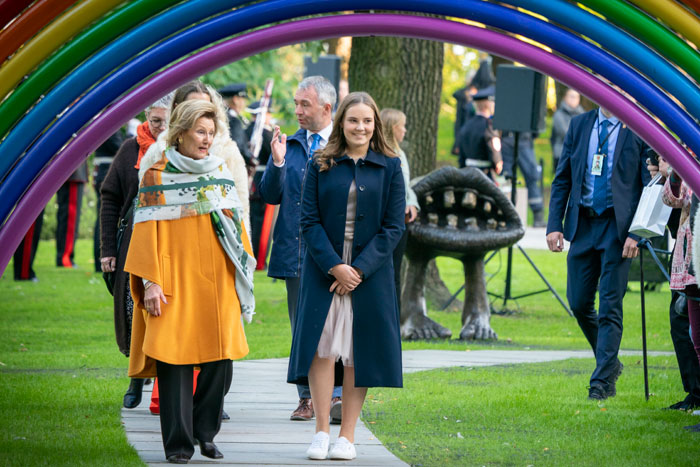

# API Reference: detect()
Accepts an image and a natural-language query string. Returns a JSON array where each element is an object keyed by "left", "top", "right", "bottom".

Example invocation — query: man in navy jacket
[
  {"left": 258, "top": 76, "right": 342, "bottom": 421},
  {"left": 546, "top": 107, "right": 650, "bottom": 400}
]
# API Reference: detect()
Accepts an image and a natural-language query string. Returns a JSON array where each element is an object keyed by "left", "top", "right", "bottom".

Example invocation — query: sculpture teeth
[
  {"left": 498, "top": 221, "right": 507, "bottom": 230},
  {"left": 428, "top": 213, "right": 439, "bottom": 225},
  {"left": 464, "top": 217, "right": 479, "bottom": 231},
  {"left": 482, "top": 200, "right": 492, "bottom": 214},
  {"left": 487, "top": 218, "right": 498, "bottom": 230},
  {"left": 443, "top": 189, "right": 455, "bottom": 209},
  {"left": 461, "top": 191, "right": 477, "bottom": 209},
  {"left": 446, "top": 214, "right": 458, "bottom": 229},
  {"left": 497, "top": 209, "right": 503, "bottom": 217},
  {"left": 425, "top": 193, "right": 434, "bottom": 205}
]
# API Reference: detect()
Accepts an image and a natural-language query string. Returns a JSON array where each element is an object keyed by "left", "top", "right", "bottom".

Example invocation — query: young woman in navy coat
[{"left": 285, "top": 92, "right": 406, "bottom": 460}]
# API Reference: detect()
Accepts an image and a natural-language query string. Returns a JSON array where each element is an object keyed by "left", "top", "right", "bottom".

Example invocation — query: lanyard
[{"left": 596, "top": 117, "right": 621, "bottom": 156}]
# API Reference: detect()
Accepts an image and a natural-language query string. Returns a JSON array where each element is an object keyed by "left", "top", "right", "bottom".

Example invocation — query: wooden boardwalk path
[{"left": 122, "top": 349, "right": 666, "bottom": 466}]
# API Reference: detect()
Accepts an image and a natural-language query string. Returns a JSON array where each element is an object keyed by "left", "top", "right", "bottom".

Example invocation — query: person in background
[
  {"left": 551, "top": 88, "right": 585, "bottom": 170},
  {"left": 137, "top": 81, "right": 250, "bottom": 420},
  {"left": 259, "top": 76, "right": 343, "bottom": 423},
  {"left": 245, "top": 100, "right": 274, "bottom": 262},
  {"left": 56, "top": 161, "right": 88, "bottom": 268},
  {"left": 546, "top": 106, "right": 649, "bottom": 400},
  {"left": 457, "top": 85, "right": 503, "bottom": 179},
  {"left": 219, "top": 83, "right": 254, "bottom": 167},
  {"left": 100, "top": 97, "right": 170, "bottom": 410},
  {"left": 13, "top": 210, "right": 44, "bottom": 281},
  {"left": 380, "top": 108, "right": 419, "bottom": 311},
  {"left": 125, "top": 99, "right": 255, "bottom": 464},
  {"left": 287, "top": 91, "right": 405, "bottom": 461},
  {"left": 93, "top": 128, "right": 125, "bottom": 272},
  {"left": 648, "top": 155, "right": 700, "bottom": 432},
  {"left": 501, "top": 131, "right": 546, "bottom": 227}
]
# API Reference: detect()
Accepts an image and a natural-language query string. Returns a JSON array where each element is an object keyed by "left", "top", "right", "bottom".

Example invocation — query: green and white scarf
[{"left": 134, "top": 147, "right": 256, "bottom": 323}]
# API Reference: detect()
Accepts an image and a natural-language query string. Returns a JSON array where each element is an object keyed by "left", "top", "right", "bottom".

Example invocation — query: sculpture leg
[
  {"left": 400, "top": 254, "right": 452, "bottom": 340},
  {"left": 459, "top": 255, "right": 497, "bottom": 340}
]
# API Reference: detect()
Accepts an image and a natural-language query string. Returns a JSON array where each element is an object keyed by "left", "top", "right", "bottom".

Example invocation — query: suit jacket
[
  {"left": 227, "top": 112, "right": 253, "bottom": 163},
  {"left": 257, "top": 129, "right": 310, "bottom": 278},
  {"left": 546, "top": 109, "right": 650, "bottom": 243}
]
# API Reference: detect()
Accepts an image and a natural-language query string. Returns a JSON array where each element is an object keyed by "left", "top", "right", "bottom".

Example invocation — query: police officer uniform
[
  {"left": 245, "top": 100, "right": 273, "bottom": 261},
  {"left": 219, "top": 83, "right": 254, "bottom": 166},
  {"left": 56, "top": 161, "right": 89, "bottom": 267},
  {"left": 457, "top": 86, "right": 502, "bottom": 179}
]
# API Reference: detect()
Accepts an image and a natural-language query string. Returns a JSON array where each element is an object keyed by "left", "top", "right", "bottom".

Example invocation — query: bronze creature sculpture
[{"left": 401, "top": 166, "right": 524, "bottom": 340}]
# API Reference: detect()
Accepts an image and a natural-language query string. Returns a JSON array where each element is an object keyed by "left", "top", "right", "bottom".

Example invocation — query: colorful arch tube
[
  {"left": 0, "top": 0, "right": 124, "bottom": 100},
  {"left": 0, "top": 14, "right": 693, "bottom": 275},
  {"left": 577, "top": 0, "right": 700, "bottom": 83},
  {"left": 0, "top": 0, "right": 243, "bottom": 140},
  {"left": 628, "top": 0, "right": 700, "bottom": 51},
  {"left": 0, "top": 0, "right": 184, "bottom": 138},
  {"left": 0, "top": 0, "right": 34, "bottom": 30},
  {"left": 4, "top": 0, "right": 700, "bottom": 199},
  {"left": 506, "top": 0, "right": 700, "bottom": 118},
  {"left": 0, "top": 0, "right": 77, "bottom": 65}
]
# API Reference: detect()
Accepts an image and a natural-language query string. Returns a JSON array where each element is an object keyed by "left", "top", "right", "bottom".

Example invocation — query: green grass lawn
[{"left": 0, "top": 239, "right": 693, "bottom": 465}]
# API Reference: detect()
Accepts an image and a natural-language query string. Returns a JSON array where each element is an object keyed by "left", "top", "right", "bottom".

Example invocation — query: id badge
[{"left": 591, "top": 153, "right": 605, "bottom": 176}]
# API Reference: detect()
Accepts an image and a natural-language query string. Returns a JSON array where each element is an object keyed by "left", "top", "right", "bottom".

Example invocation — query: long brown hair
[{"left": 315, "top": 91, "right": 396, "bottom": 171}]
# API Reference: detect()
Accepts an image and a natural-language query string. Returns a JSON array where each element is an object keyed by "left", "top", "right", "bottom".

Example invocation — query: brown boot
[{"left": 290, "top": 398, "right": 314, "bottom": 421}]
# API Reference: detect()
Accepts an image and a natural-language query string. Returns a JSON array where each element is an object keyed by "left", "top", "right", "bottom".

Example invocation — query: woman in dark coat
[
  {"left": 285, "top": 92, "right": 405, "bottom": 461},
  {"left": 100, "top": 96, "right": 170, "bottom": 408}
]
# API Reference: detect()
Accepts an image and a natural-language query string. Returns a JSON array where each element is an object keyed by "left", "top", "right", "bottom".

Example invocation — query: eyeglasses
[{"left": 148, "top": 118, "right": 167, "bottom": 128}]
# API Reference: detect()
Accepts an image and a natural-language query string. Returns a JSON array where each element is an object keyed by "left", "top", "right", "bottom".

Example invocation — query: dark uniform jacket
[
  {"left": 227, "top": 110, "right": 253, "bottom": 164},
  {"left": 458, "top": 115, "right": 501, "bottom": 172}
]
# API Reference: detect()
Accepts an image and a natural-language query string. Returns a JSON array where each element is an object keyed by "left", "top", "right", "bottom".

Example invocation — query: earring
[{"left": 177, "top": 137, "right": 183, "bottom": 144}]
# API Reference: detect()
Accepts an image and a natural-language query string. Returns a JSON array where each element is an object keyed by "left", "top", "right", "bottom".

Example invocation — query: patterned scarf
[
  {"left": 135, "top": 121, "right": 156, "bottom": 169},
  {"left": 134, "top": 147, "right": 256, "bottom": 322}
]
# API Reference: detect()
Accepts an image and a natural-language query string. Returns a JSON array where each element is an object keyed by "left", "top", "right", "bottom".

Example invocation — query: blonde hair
[
  {"left": 315, "top": 91, "right": 396, "bottom": 172},
  {"left": 166, "top": 100, "right": 219, "bottom": 148},
  {"left": 379, "top": 108, "right": 406, "bottom": 153}
]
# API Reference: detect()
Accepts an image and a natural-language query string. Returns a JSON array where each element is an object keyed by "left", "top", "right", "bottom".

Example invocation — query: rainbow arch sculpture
[{"left": 1, "top": 0, "right": 700, "bottom": 276}]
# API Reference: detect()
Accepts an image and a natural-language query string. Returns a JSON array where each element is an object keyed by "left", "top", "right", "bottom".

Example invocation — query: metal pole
[
  {"left": 639, "top": 239, "right": 650, "bottom": 401},
  {"left": 503, "top": 131, "right": 520, "bottom": 308}
]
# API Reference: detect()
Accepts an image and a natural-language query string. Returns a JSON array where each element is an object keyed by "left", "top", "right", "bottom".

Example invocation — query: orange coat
[{"left": 125, "top": 214, "right": 251, "bottom": 378}]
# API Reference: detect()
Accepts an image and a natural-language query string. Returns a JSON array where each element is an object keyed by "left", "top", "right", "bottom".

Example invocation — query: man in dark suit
[
  {"left": 546, "top": 107, "right": 650, "bottom": 400},
  {"left": 56, "top": 161, "right": 89, "bottom": 268}
]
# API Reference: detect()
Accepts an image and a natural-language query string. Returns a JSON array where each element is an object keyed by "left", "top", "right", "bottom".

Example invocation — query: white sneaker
[
  {"left": 329, "top": 436, "right": 356, "bottom": 460},
  {"left": 306, "top": 431, "right": 330, "bottom": 460}
]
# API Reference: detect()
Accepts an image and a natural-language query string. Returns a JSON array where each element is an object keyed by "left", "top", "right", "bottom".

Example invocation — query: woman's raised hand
[{"left": 271, "top": 126, "right": 287, "bottom": 166}]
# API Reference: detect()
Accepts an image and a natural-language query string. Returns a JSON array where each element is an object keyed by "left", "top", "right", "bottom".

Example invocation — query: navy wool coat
[{"left": 287, "top": 150, "right": 406, "bottom": 388}]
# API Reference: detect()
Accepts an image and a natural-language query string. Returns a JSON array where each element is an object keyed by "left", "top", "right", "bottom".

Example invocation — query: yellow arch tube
[
  {"left": 0, "top": 0, "right": 124, "bottom": 101},
  {"left": 628, "top": 0, "right": 700, "bottom": 52}
]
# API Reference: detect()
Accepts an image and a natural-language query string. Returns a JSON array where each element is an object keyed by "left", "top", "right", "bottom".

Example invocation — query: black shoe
[
  {"left": 588, "top": 384, "right": 609, "bottom": 401},
  {"left": 221, "top": 409, "right": 230, "bottom": 421},
  {"left": 166, "top": 454, "right": 190, "bottom": 464},
  {"left": 666, "top": 395, "right": 700, "bottom": 411},
  {"left": 606, "top": 360, "right": 624, "bottom": 397},
  {"left": 123, "top": 378, "right": 145, "bottom": 409},
  {"left": 684, "top": 423, "right": 700, "bottom": 432},
  {"left": 196, "top": 440, "right": 223, "bottom": 459}
]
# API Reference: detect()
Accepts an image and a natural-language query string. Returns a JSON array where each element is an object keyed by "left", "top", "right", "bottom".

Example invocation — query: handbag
[
  {"left": 629, "top": 173, "right": 673, "bottom": 238},
  {"left": 102, "top": 199, "right": 135, "bottom": 295}
]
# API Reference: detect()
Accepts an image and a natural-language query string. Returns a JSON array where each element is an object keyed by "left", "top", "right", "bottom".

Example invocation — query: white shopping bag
[{"left": 629, "top": 173, "right": 672, "bottom": 238}]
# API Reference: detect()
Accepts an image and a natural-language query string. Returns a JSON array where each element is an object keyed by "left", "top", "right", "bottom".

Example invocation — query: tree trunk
[
  {"left": 348, "top": 35, "right": 443, "bottom": 177},
  {"left": 349, "top": 35, "right": 461, "bottom": 313}
]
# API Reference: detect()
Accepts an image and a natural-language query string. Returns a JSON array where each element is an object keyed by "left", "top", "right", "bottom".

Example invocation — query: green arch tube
[{"left": 0, "top": 0, "right": 181, "bottom": 139}]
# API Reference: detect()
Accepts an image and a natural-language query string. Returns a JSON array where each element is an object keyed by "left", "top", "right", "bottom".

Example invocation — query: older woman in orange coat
[{"left": 125, "top": 99, "right": 255, "bottom": 464}]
